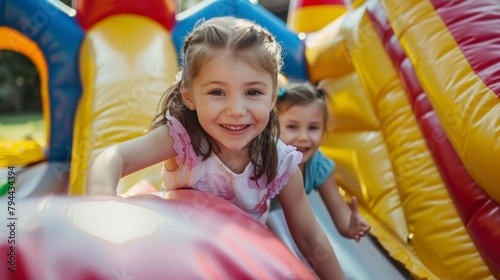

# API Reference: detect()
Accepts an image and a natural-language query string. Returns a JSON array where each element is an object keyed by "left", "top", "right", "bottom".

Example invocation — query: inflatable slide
[
  {"left": 303, "top": 0, "right": 500, "bottom": 279},
  {"left": 1, "top": 0, "right": 499, "bottom": 279}
]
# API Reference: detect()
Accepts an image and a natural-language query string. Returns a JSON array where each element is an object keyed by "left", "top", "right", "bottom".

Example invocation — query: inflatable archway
[
  {"left": 0, "top": 0, "right": 83, "bottom": 166},
  {"left": 0, "top": 28, "right": 47, "bottom": 167}
]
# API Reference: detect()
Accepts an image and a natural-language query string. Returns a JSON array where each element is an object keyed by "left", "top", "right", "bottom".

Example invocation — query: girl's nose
[
  {"left": 297, "top": 129, "right": 309, "bottom": 141},
  {"left": 226, "top": 95, "right": 246, "bottom": 116}
]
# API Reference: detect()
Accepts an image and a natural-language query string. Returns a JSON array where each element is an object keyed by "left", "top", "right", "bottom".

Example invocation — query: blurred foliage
[
  {"left": 178, "top": 0, "right": 203, "bottom": 11},
  {"left": 60, "top": 0, "right": 71, "bottom": 7},
  {"left": 0, "top": 51, "right": 41, "bottom": 114}
]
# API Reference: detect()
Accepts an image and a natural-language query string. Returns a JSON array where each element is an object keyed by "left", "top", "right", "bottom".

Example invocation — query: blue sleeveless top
[{"left": 304, "top": 150, "right": 335, "bottom": 194}]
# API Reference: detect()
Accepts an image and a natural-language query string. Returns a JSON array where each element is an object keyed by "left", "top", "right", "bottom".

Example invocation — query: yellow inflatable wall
[
  {"left": 294, "top": 0, "right": 498, "bottom": 278},
  {"left": 69, "top": 15, "right": 179, "bottom": 195},
  {"left": 383, "top": 0, "right": 500, "bottom": 205}
]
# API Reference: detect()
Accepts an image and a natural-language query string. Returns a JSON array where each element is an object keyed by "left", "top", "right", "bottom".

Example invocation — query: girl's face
[
  {"left": 182, "top": 50, "right": 275, "bottom": 153},
  {"left": 279, "top": 102, "right": 326, "bottom": 164}
]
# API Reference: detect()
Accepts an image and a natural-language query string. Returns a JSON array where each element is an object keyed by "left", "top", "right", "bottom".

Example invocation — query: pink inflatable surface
[{"left": 0, "top": 190, "right": 316, "bottom": 280}]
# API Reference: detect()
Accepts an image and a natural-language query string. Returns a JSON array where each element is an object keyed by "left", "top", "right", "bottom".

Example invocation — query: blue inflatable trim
[{"left": 172, "top": 0, "right": 308, "bottom": 81}]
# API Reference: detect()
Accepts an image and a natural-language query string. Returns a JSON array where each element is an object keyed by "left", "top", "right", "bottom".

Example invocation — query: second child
[{"left": 276, "top": 82, "right": 371, "bottom": 242}]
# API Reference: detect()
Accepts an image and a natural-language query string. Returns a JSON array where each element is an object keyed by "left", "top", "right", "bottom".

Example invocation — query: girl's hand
[{"left": 348, "top": 196, "right": 371, "bottom": 242}]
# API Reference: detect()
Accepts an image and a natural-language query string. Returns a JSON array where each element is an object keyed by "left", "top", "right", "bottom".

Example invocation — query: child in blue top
[
  {"left": 88, "top": 16, "right": 345, "bottom": 279},
  {"left": 276, "top": 82, "right": 371, "bottom": 242}
]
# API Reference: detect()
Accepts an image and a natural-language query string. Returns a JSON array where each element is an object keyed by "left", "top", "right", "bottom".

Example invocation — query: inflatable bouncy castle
[{"left": 1, "top": 0, "right": 499, "bottom": 279}]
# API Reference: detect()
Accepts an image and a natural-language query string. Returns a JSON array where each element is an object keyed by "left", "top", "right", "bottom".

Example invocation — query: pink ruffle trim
[
  {"left": 165, "top": 112, "right": 197, "bottom": 171},
  {"left": 267, "top": 145, "right": 303, "bottom": 199}
]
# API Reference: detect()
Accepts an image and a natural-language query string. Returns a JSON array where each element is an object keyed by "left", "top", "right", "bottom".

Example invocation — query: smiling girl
[{"left": 87, "top": 17, "right": 345, "bottom": 279}]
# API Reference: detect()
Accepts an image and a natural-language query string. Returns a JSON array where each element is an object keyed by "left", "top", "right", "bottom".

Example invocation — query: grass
[{"left": 0, "top": 112, "right": 45, "bottom": 140}]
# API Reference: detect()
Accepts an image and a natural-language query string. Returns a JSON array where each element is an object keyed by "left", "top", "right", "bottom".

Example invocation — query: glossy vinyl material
[
  {"left": 287, "top": 0, "right": 348, "bottom": 33},
  {"left": 385, "top": 0, "right": 500, "bottom": 204},
  {"left": 370, "top": 0, "right": 500, "bottom": 276},
  {"left": 69, "top": 15, "right": 178, "bottom": 195},
  {"left": 75, "top": 0, "right": 177, "bottom": 31},
  {"left": 0, "top": 190, "right": 316, "bottom": 280},
  {"left": 310, "top": 0, "right": 498, "bottom": 277},
  {"left": 343, "top": 8, "right": 482, "bottom": 279}
]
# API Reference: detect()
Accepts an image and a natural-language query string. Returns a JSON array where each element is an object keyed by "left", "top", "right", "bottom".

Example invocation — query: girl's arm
[
  {"left": 87, "top": 125, "right": 176, "bottom": 195},
  {"left": 318, "top": 173, "right": 370, "bottom": 242},
  {"left": 278, "top": 170, "right": 345, "bottom": 280}
]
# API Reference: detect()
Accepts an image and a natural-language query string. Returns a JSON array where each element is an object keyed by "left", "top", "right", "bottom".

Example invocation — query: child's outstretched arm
[
  {"left": 318, "top": 174, "right": 371, "bottom": 242},
  {"left": 278, "top": 170, "right": 345, "bottom": 280},
  {"left": 87, "top": 125, "right": 176, "bottom": 195}
]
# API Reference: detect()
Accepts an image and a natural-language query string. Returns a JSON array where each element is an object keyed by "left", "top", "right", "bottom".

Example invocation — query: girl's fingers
[
  {"left": 350, "top": 196, "right": 359, "bottom": 213},
  {"left": 364, "top": 223, "right": 371, "bottom": 232}
]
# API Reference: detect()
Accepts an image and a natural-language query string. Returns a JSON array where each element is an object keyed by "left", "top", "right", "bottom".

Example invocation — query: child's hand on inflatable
[{"left": 348, "top": 196, "right": 371, "bottom": 242}]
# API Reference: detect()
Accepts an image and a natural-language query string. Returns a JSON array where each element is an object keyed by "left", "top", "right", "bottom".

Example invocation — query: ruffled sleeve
[
  {"left": 165, "top": 112, "right": 197, "bottom": 170},
  {"left": 267, "top": 140, "right": 303, "bottom": 199}
]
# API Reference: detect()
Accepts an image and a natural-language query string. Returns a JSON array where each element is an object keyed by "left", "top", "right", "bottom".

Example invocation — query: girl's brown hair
[{"left": 151, "top": 16, "right": 283, "bottom": 184}]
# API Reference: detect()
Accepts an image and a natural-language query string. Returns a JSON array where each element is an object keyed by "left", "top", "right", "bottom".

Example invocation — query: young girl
[
  {"left": 276, "top": 82, "right": 371, "bottom": 242},
  {"left": 87, "top": 17, "right": 345, "bottom": 279}
]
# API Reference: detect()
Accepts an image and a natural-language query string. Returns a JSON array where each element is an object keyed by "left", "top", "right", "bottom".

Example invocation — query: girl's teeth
[{"left": 223, "top": 125, "right": 245, "bottom": 131}]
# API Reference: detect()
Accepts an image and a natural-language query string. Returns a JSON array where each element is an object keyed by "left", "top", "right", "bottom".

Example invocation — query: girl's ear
[{"left": 181, "top": 83, "right": 195, "bottom": 110}]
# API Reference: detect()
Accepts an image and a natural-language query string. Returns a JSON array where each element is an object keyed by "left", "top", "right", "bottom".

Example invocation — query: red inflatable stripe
[
  {"left": 289, "top": 0, "right": 345, "bottom": 9},
  {"left": 430, "top": 0, "right": 500, "bottom": 98},
  {"left": 367, "top": 0, "right": 500, "bottom": 276},
  {"left": 75, "top": 0, "right": 177, "bottom": 31}
]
